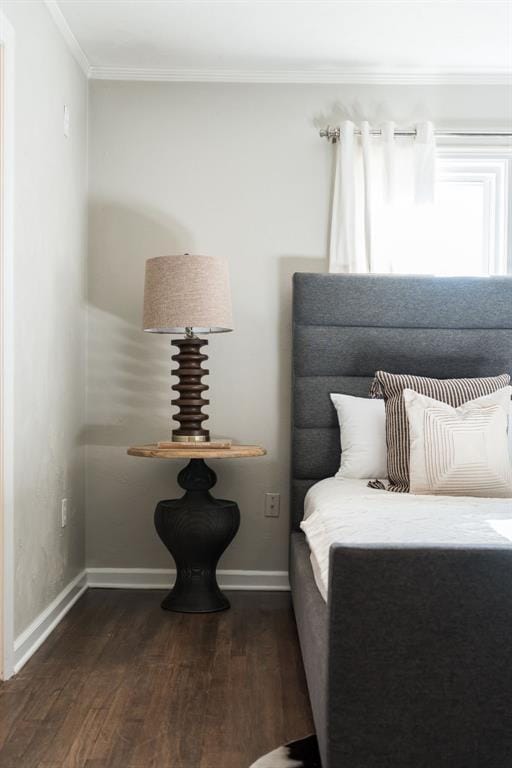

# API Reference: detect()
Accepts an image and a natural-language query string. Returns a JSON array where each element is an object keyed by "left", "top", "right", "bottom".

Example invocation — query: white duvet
[{"left": 300, "top": 478, "right": 512, "bottom": 602}]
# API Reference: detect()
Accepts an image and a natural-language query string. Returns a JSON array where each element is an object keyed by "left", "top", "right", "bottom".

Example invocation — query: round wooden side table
[{"left": 127, "top": 444, "right": 266, "bottom": 614}]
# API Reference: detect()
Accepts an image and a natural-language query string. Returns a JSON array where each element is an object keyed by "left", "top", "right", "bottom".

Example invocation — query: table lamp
[{"left": 143, "top": 254, "right": 233, "bottom": 443}]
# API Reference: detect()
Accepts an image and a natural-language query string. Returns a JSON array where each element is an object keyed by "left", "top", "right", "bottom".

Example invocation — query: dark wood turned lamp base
[{"left": 171, "top": 336, "right": 210, "bottom": 443}]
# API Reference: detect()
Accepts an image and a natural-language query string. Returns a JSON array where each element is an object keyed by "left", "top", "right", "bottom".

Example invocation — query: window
[{"left": 373, "top": 146, "right": 511, "bottom": 276}]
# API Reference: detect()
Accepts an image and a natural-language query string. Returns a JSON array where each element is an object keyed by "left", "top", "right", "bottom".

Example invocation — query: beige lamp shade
[{"left": 143, "top": 254, "right": 233, "bottom": 333}]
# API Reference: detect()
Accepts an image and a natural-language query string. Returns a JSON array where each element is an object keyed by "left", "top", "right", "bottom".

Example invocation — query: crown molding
[
  {"left": 36, "top": 6, "right": 512, "bottom": 88},
  {"left": 88, "top": 66, "right": 512, "bottom": 85},
  {"left": 44, "top": 0, "right": 91, "bottom": 77}
]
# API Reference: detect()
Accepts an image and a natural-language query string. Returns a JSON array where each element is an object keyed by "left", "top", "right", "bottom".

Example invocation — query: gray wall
[
  {"left": 88, "top": 81, "right": 511, "bottom": 573},
  {"left": 3, "top": 1, "right": 88, "bottom": 634}
]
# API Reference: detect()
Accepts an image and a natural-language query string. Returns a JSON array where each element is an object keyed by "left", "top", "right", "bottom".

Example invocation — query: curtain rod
[{"left": 319, "top": 126, "right": 512, "bottom": 142}]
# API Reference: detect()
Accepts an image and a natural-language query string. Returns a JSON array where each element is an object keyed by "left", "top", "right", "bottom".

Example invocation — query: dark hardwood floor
[{"left": 0, "top": 590, "right": 313, "bottom": 768}]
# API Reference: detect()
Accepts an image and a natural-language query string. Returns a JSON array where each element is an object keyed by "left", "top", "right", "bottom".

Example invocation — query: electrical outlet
[
  {"left": 264, "top": 492, "right": 280, "bottom": 518},
  {"left": 61, "top": 498, "right": 68, "bottom": 528}
]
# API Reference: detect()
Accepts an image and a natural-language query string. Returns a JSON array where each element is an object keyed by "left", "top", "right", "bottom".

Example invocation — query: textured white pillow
[
  {"left": 330, "top": 393, "right": 387, "bottom": 479},
  {"left": 404, "top": 386, "right": 512, "bottom": 498}
]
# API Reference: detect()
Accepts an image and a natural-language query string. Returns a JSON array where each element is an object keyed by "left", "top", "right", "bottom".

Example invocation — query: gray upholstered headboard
[{"left": 291, "top": 273, "right": 512, "bottom": 530}]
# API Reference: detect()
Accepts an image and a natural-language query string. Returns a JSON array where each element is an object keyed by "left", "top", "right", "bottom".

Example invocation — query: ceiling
[{"left": 48, "top": 0, "right": 512, "bottom": 83}]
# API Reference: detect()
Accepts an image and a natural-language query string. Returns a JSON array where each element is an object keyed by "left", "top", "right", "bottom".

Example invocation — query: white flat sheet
[{"left": 300, "top": 478, "right": 512, "bottom": 602}]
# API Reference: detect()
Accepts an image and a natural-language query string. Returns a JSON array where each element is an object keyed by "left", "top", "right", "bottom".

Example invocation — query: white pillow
[
  {"left": 509, "top": 403, "right": 512, "bottom": 458},
  {"left": 330, "top": 393, "right": 387, "bottom": 479},
  {"left": 404, "top": 386, "right": 512, "bottom": 498}
]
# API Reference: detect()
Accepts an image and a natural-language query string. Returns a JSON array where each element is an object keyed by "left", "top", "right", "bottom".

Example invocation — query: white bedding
[{"left": 300, "top": 478, "right": 512, "bottom": 602}]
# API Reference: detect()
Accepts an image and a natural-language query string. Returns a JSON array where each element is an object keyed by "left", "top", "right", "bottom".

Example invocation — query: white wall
[
  {"left": 88, "top": 81, "right": 511, "bottom": 574},
  {"left": 3, "top": 1, "right": 88, "bottom": 634}
]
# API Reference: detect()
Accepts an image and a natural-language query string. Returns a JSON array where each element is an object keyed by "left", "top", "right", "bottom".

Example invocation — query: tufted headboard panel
[{"left": 291, "top": 273, "right": 512, "bottom": 530}]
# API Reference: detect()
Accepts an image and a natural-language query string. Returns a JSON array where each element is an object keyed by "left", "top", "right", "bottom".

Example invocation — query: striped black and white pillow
[{"left": 370, "top": 371, "right": 511, "bottom": 492}]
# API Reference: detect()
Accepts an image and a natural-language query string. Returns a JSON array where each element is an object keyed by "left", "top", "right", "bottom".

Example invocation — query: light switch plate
[
  {"left": 61, "top": 498, "right": 68, "bottom": 528},
  {"left": 63, "top": 104, "right": 70, "bottom": 138}
]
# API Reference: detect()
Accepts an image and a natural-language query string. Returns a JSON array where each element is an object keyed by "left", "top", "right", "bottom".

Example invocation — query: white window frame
[{"left": 436, "top": 143, "right": 512, "bottom": 275}]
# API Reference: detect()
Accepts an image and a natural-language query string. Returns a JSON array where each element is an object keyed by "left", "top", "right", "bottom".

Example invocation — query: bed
[{"left": 289, "top": 273, "right": 512, "bottom": 768}]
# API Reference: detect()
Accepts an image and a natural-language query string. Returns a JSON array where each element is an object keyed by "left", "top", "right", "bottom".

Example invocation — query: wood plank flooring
[{"left": 0, "top": 590, "right": 313, "bottom": 768}]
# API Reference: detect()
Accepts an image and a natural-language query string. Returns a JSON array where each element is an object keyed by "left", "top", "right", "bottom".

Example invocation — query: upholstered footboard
[
  {"left": 290, "top": 532, "right": 329, "bottom": 766},
  {"left": 291, "top": 533, "right": 512, "bottom": 768}
]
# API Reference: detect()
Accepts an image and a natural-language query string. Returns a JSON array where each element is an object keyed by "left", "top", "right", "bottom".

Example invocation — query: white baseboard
[
  {"left": 14, "top": 570, "right": 88, "bottom": 674},
  {"left": 86, "top": 567, "right": 290, "bottom": 592},
  {"left": 12, "top": 567, "right": 289, "bottom": 674}
]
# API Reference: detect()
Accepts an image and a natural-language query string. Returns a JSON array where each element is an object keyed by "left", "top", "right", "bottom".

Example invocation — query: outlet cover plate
[{"left": 264, "top": 492, "right": 280, "bottom": 518}]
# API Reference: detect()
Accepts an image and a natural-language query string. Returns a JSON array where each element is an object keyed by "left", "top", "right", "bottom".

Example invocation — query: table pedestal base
[{"left": 154, "top": 458, "right": 240, "bottom": 613}]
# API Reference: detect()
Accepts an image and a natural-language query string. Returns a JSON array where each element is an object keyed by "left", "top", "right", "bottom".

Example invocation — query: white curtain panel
[
  {"left": 329, "top": 121, "right": 355, "bottom": 272},
  {"left": 329, "top": 121, "right": 436, "bottom": 273}
]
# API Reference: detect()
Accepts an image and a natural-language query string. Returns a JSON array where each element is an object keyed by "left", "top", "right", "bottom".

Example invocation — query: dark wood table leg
[{"left": 154, "top": 458, "right": 240, "bottom": 613}]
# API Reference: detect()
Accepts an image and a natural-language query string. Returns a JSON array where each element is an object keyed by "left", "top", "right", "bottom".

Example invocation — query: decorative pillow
[
  {"left": 370, "top": 371, "right": 510, "bottom": 492},
  {"left": 330, "top": 394, "right": 386, "bottom": 479},
  {"left": 509, "top": 404, "right": 512, "bottom": 458},
  {"left": 404, "top": 387, "right": 512, "bottom": 498}
]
